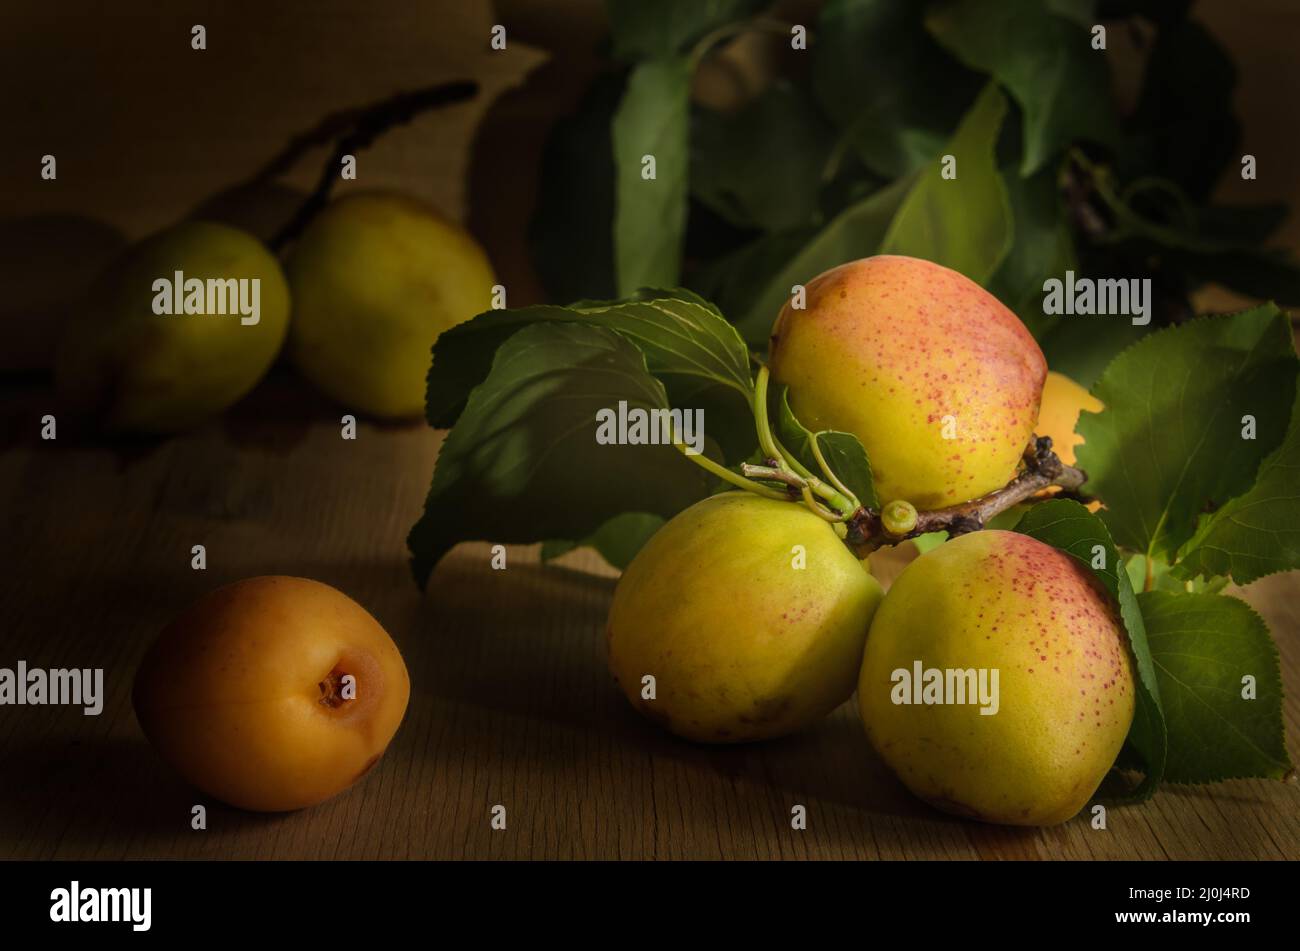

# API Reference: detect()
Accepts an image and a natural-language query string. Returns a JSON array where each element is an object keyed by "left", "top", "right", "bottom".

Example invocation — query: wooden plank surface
[{"left": 2, "top": 377, "right": 1297, "bottom": 861}]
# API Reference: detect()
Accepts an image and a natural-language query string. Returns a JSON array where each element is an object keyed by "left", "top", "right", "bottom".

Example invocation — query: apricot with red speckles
[
  {"left": 133, "top": 576, "right": 410, "bottom": 812},
  {"left": 858, "top": 531, "right": 1134, "bottom": 825},
  {"left": 607, "top": 492, "right": 884, "bottom": 743},
  {"left": 769, "top": 255, "right": 1046, "bottom": 508}
]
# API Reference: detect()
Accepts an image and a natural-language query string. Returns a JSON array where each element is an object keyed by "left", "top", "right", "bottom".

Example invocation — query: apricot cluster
[{"left": 607, "top": 255, "right": 1134, "bottom": 826}]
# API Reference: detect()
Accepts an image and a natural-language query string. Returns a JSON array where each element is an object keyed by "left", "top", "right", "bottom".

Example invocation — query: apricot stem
[
  {"left": 844, "top": 436, "right": 1091, "bottom": 556},
  {"left": 318, "top": 665, "right": 351, "bottom": 708},
  {"left": 809, "top": 433, "right": 860, "bottom": 509},
  {"left": 753, "top": 366, "right": 857, "bottom": 517},
  {"left": 671, "top": 437, "right": 789, "bottom": 501},
  {"left": 258, "top": 80, "right": 480, "bottom": 253},
  {"left": 800, "top": 485, "right": 844, "bottom": 522}
]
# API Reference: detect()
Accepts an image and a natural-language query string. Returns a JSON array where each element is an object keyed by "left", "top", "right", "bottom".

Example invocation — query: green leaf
[
  {"left": 606, "top": 0, "right": 767, "bottom": 61},
  {"left": 690, "top": 82, "right": 837, "bottom": 233},
  {"left": 1014, "top": 499, "right": 1167, "bottom": 797},
  {"left": 1124, "top": 554, "right": 1228, "bottom": 595},
  {"left": 1175, "top": 385, "right": 1300, "bottom": 585},
  {"left": 528, "top": 72, "right": 623, "bottom": 303},
  {"left": 1038, "top": 312, "right": 1154, "bottom": 392},
  {"left": 425, "top": 292, "right": 754, "bottom": 430},
  {"left": 811, "top": 0, "right": 983, "bottom": 178},
  {"left": 880, "top": 83, "right": 1013, "bottom": 284},
  {"left": 540, "top": 512, "right": 666, "bottom": 569},
  {"left": 910, "top": 531, "right": 948, "bottom": 555},
  {"left": 687, "top": 227, "right": 819, "bottom": 347},
  {"left": 715, "top": 175, "right": 915, "bottom": 347},
  {"left": 774, "top": 386, "right": 877, "bottom": 509},
  {"left": 927, "top": 0, "right": 1120, "bottom": 175},
  {"left": 1075, "top": 305, "right": 1299, "bottom": 562},
  {"left": 988, "top": 163, "right": 1077, "bottom": 337},
  {"left": 612, "top": 58, "right": 692, "bottom": 294},
  {"left": 1140, "top": 591, "right": 1291, "bottom": 783},
  {"left": 408, "top": 323, "right": 713, "bottom": 587}
]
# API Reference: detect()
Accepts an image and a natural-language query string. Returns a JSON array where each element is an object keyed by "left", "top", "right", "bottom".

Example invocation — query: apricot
[
  {"left": 55, "top": 221, "right": 290, "bottom": 434},
  {"left": 133, "top": 576, "right": 410, "bottom": 812},
  {"left": 859, "top": 530, "right": 1134, "bottom": 825},
  {"left": 606, "top": 492, "right": 884, "bottom": 743},
  {"left": 286, "top": 192, "right": 496, "bottom": 418},
  {"left": 769, "top": 255, "right": 1046, "bottom": 508}
]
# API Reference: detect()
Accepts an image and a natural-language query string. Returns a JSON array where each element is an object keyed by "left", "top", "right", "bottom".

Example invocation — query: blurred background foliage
[{"left": 527, "top": 0, "right": 1300, "bottom": 387}]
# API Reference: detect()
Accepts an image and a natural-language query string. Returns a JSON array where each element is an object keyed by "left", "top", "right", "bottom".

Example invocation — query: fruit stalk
[
  {"left": 262, "top": 80, "right": 479, "bottom": 253},
  {"left": 845, "top": 436, "right": 1089, "bottom": 555}
]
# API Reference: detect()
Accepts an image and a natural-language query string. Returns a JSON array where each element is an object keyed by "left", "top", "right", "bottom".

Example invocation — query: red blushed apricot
[
  {"left": 770, "top": 255, "right": 1046, "bottom": 509},
  {"left": 132, "top": 576, "right": 410, "bottom": 812}
]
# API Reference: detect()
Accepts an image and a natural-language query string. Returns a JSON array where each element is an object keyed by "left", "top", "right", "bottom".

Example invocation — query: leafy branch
[{"left": 665, "top": 363, "right": 1088, "bottom": 552}]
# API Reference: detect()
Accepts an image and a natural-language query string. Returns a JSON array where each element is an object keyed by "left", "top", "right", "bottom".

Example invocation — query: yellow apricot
[
  {"left": 607, "top": 492, "right": 884, "bottom": 743},
  {"left": 133, "top": 576, "right": 410, "bottom": 812},
  {"left": 859, "top": 530, "right": 1134, "bottom": 825}
]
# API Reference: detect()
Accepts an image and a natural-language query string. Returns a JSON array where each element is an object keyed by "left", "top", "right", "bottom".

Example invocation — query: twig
[
  {"left": 843, "top": 436, "right": 1089, "bottom": 556},
  {"left": 740, "top": 463, "right": 804, "bottom": 494},
  {"left": 265, "top": 80, "right": 479, "bottom": 253}
]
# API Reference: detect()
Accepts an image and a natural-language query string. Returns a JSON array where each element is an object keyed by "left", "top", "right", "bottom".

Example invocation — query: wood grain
[{"left": 1, "top": 377, "right": 1296, "bottom": 861}]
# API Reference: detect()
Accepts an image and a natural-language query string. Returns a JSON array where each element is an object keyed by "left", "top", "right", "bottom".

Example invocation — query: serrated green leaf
[
  {"left": 811, "top": 0, "right": 983, "bottom": 178},
  {"left": 540, "top": 512, "right": 666, "bottom": 569},
  {"left": 774, "top": 386, "right": 877, "bottom": 509},
  {"left": 1175, "top": 385, "right": 1300, "bottom": 585},
  {"left": 425, "top": 293, "right": 754, "bottom": 429},
  {"left": 927, "top": 0, "right": 1120, "bottom": 175},
  {"left": 1075, "top": 305, "right": 1299, "bottom": 562},
  {"left": 408, "top": 323, "right": 714, "bottom": 587},
  {"left": 1140, "top": 591, "right": 1291, "bottom": 783},
  {"left": 880, "top": 83, "right": 1013, "bottom": 284},
  {"left": 612, "top": 58, "right": 691, "bottom": 294},
  {"left": 1013, "top": 499, "right": 1167, "bottom": 797},
  {"left": 606, "top": 0, "right": 767, "bottom": 61}
]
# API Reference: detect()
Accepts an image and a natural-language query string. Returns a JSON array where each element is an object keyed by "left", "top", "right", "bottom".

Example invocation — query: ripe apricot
[
  {"left": 133, "top": 576, "right": 410, "bottom": 812},
  {"left": 859, "top": 531, "right": 1134, "bottom": 825},
  {"left": 286, "top": 192, "right": 495, "bottom": 418},
  {"left": 770, "top": 255, "right": 1046, "bottom": 508},
  {"left": 607, "top": 492, "right": 884, "bottom": 742},
  {"left": 55, "top": 221, "right": 290, "bottom": 434}
]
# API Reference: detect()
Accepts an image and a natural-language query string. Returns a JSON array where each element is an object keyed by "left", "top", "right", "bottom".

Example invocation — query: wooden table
[{"left": 2, "top": 374, "right": 1298, "bottom": 861}]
